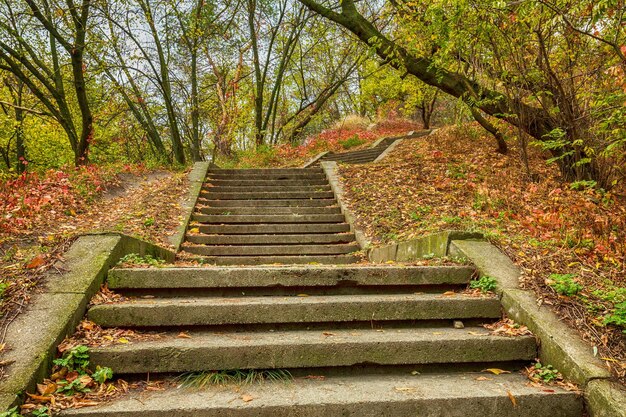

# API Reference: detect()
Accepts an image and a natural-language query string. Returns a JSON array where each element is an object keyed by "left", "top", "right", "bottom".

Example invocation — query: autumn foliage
[
  {"left": 340, "top": 123, "right": 626, "bottom": 380},
  {"left": 0, "top": 166, "right": 122, "bottom": 237}
]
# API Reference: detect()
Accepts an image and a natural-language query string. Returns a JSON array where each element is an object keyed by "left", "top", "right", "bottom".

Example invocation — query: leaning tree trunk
[
  {"left": 297, "top": 0, "right": 602, "bottom": 183},
  {"left": 469, "top": 107, "right": 507, "bottom": 154}
]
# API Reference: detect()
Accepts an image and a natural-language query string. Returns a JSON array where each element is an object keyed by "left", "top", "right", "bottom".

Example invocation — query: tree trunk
[
  {"left": 469, "top": 107, "right": 507, "bottom": 154},
  {"left": 297, "top": 0, "right": 602, "bottom": 182}
]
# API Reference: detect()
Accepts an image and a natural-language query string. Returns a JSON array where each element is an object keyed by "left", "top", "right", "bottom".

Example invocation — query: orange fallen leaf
[
  {"left": 177, "top": 332, "right": 192, "bottom": 339},
  {"left": 37, "top": 382, "right": 57, "bottom": 396},
  {"left": 475, "top": 376, "right": 492, "bottom": 381},
  {"left": 26, "top": 254, "right": 46, "bottom": 269},
  {"left": 442, "top": 291, "right": 456, "bottom": 296},
  {"left": 241, "top": 394, "right": 254, "bottom": 402},
  {"left": 507, "top": 390, "right": 517, "bottom": 407},
  {"left": 26, "top": 393, "right": 53, "bottom": 403}
]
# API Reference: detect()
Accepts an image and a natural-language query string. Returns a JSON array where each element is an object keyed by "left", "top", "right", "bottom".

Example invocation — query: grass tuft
[{"left": 175, "top": 369, "right": 293, "bottom": 388}]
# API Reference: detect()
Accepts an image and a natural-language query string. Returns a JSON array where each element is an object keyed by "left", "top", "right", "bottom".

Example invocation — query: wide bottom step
[{"left": 59, "top": 372, "right": 582, "bottom": 417}]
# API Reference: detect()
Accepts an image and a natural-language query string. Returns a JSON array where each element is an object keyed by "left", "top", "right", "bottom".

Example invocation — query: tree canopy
[{"left": 0, "top": 0, "right": 623, "bottom": 187}]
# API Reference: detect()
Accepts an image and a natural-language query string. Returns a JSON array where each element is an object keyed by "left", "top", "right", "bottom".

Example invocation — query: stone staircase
[
  {"left": 61, "top": 265, "right": 582, "bottom": 416},
  {"left": 55, "top": 166, "right": 582, "bottom": 416},
  {"left": 181, "top": 168, "right": 360, "bottom": 265},
  {"left": 308, "top": 131, "right": 430, "bottom": 167}
]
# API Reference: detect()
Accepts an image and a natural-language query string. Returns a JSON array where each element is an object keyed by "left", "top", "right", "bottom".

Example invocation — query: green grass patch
[
  {"left": 176, "top": 369, "right": 293, "bottom": 388},
  {"left": 118, "top": 253, "right": 166, "bottom": 267}
]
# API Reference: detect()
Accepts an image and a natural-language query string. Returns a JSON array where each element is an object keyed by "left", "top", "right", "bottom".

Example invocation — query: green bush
[{"left": 548, "top": 273, "right": 583, "bottom": 296}]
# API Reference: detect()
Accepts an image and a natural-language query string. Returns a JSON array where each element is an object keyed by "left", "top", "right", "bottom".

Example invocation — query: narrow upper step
[
  {"left": 87, "top": 327, "right": 537, "bottom": 374},
  {"left": 198, "top": 198, "right": 337, "bottom": 207},
  {"left": 184, "top": 243, "right": 360, "bottom": 256},
  {"left": 198, "top": 206, "right": 341, "bottom": 215},
  {"left": 197, "top": 223, "right": 351, "bottom": 234},
  {"left": 201, "top": 191, "right": 336, "bottom": 200},
  {"left": 207, "top": 179, "right": 330, "bottom": 186},
  {"left": 179, "top": 254, "right": 361, "bottom": 265},
  {"left": 207, "top": 173, "right": 327, "bottom": 180},
  {"left": 208, "top": 168, "right": 325, "bottom": 174},
  {"left": 59, "top": 372, "right": 582, "bottom": 417},
  {"left": 191, "top": 214, "right": 347, "bottom": 224},
  {"left": 186, "top": 233, "right": 356, "bottom": 245},
  {"left": 88, "top": 293, "right": 501, "bottom": 327}
]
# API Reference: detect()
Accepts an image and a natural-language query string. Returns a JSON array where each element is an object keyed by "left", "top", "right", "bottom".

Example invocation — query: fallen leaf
[
  {"left": 297, "top": 294, "right": 309, "bottom": 297},
  {"left": 177, "top": 332, "right": 192, "bottom": 339},
  {"left": 483, "top": 368, "right": 511, "bottom": 375},
  {"left": 26, "top": 254, "right": 46, "bottom": 269},
  {"left": 475, "top": 376, "right": 491, "bottom": 381},
  {"left": 51, "top": 368, "right": 67, "bottom": 381},
  {"left": 37, "top": 382, "right": 57, "bottom": 396},
  {"left": 79, "top": 374, "right": 94, "bottom": 388},
  {"left": 117, "top": 337, "right": 130, "bottom": 344},
  {"left": 302, "top": 375, "right": 325, "bottom": 380},
  {"left": 322, "top": 332, "right": 335, "bottom": 337},
  {"left": 26, "top": 393, "right": 53, "bottom": 403},
  {"left": 241, "top": 394, "right": 254, "bottom": 402},
  {"left": 442, "top": 291, "right": 456, "bottom": 296},
  {"left": 507, "top": 390, "right": 517, "bottom": 407}
]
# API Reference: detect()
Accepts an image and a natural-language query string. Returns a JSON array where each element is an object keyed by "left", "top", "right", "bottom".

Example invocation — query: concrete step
[
  {"left": 198, "top": 207, "right": 341, "bottom": 215},
  {"left": 201, "top": 191, "right": 335, "bottom": 200},
  {"left": 208, "top": 168, "right": 324, "bottom": 175},
  {"left": 207, "top": 179, "right": 329, "bottom": 186},
  {"left": 87, "top": 327, "right": 536, "bottom": 374},
  {"left": 186, "top": 234, "right": 356, "bottom": 246},
  {"left": 198, "top": 223, "right": 351, "bottom": 234},
  {"left": 325, "top": 150, "right": 381, "bottom": 158},
  {"left": 59, "top": 372, "right": 582, "bottom": 417},
  {"left": 199, "top": 199, "right": 337, "bottom": 207},
  {"left": 208, "top": 173, "right": 327, "bottom": 181},
  {"left": 324, "top": 157, "right": 377, "bottom": 164},
  {"left": 203, "top": 185, "right": 332, "bottom": 192},
  {"left": 183, "top": 244, "right": 360, "bottom": 257},
  {"left": 88, "top": 293, "right": 500, "bottom": 327},
  {"left": 176, "top": 254, "right": 360, "bottom": 265},
  {"left": 191, "top": 214, "right": 346, "bottom": 224},
  {"left": 107, "top": 266, "right": 476, "bottom": 290}
]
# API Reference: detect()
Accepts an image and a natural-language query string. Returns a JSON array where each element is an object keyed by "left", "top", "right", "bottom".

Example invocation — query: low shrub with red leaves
[{"left": 0, "top": 166, "right": 122, "bottom": 237}]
